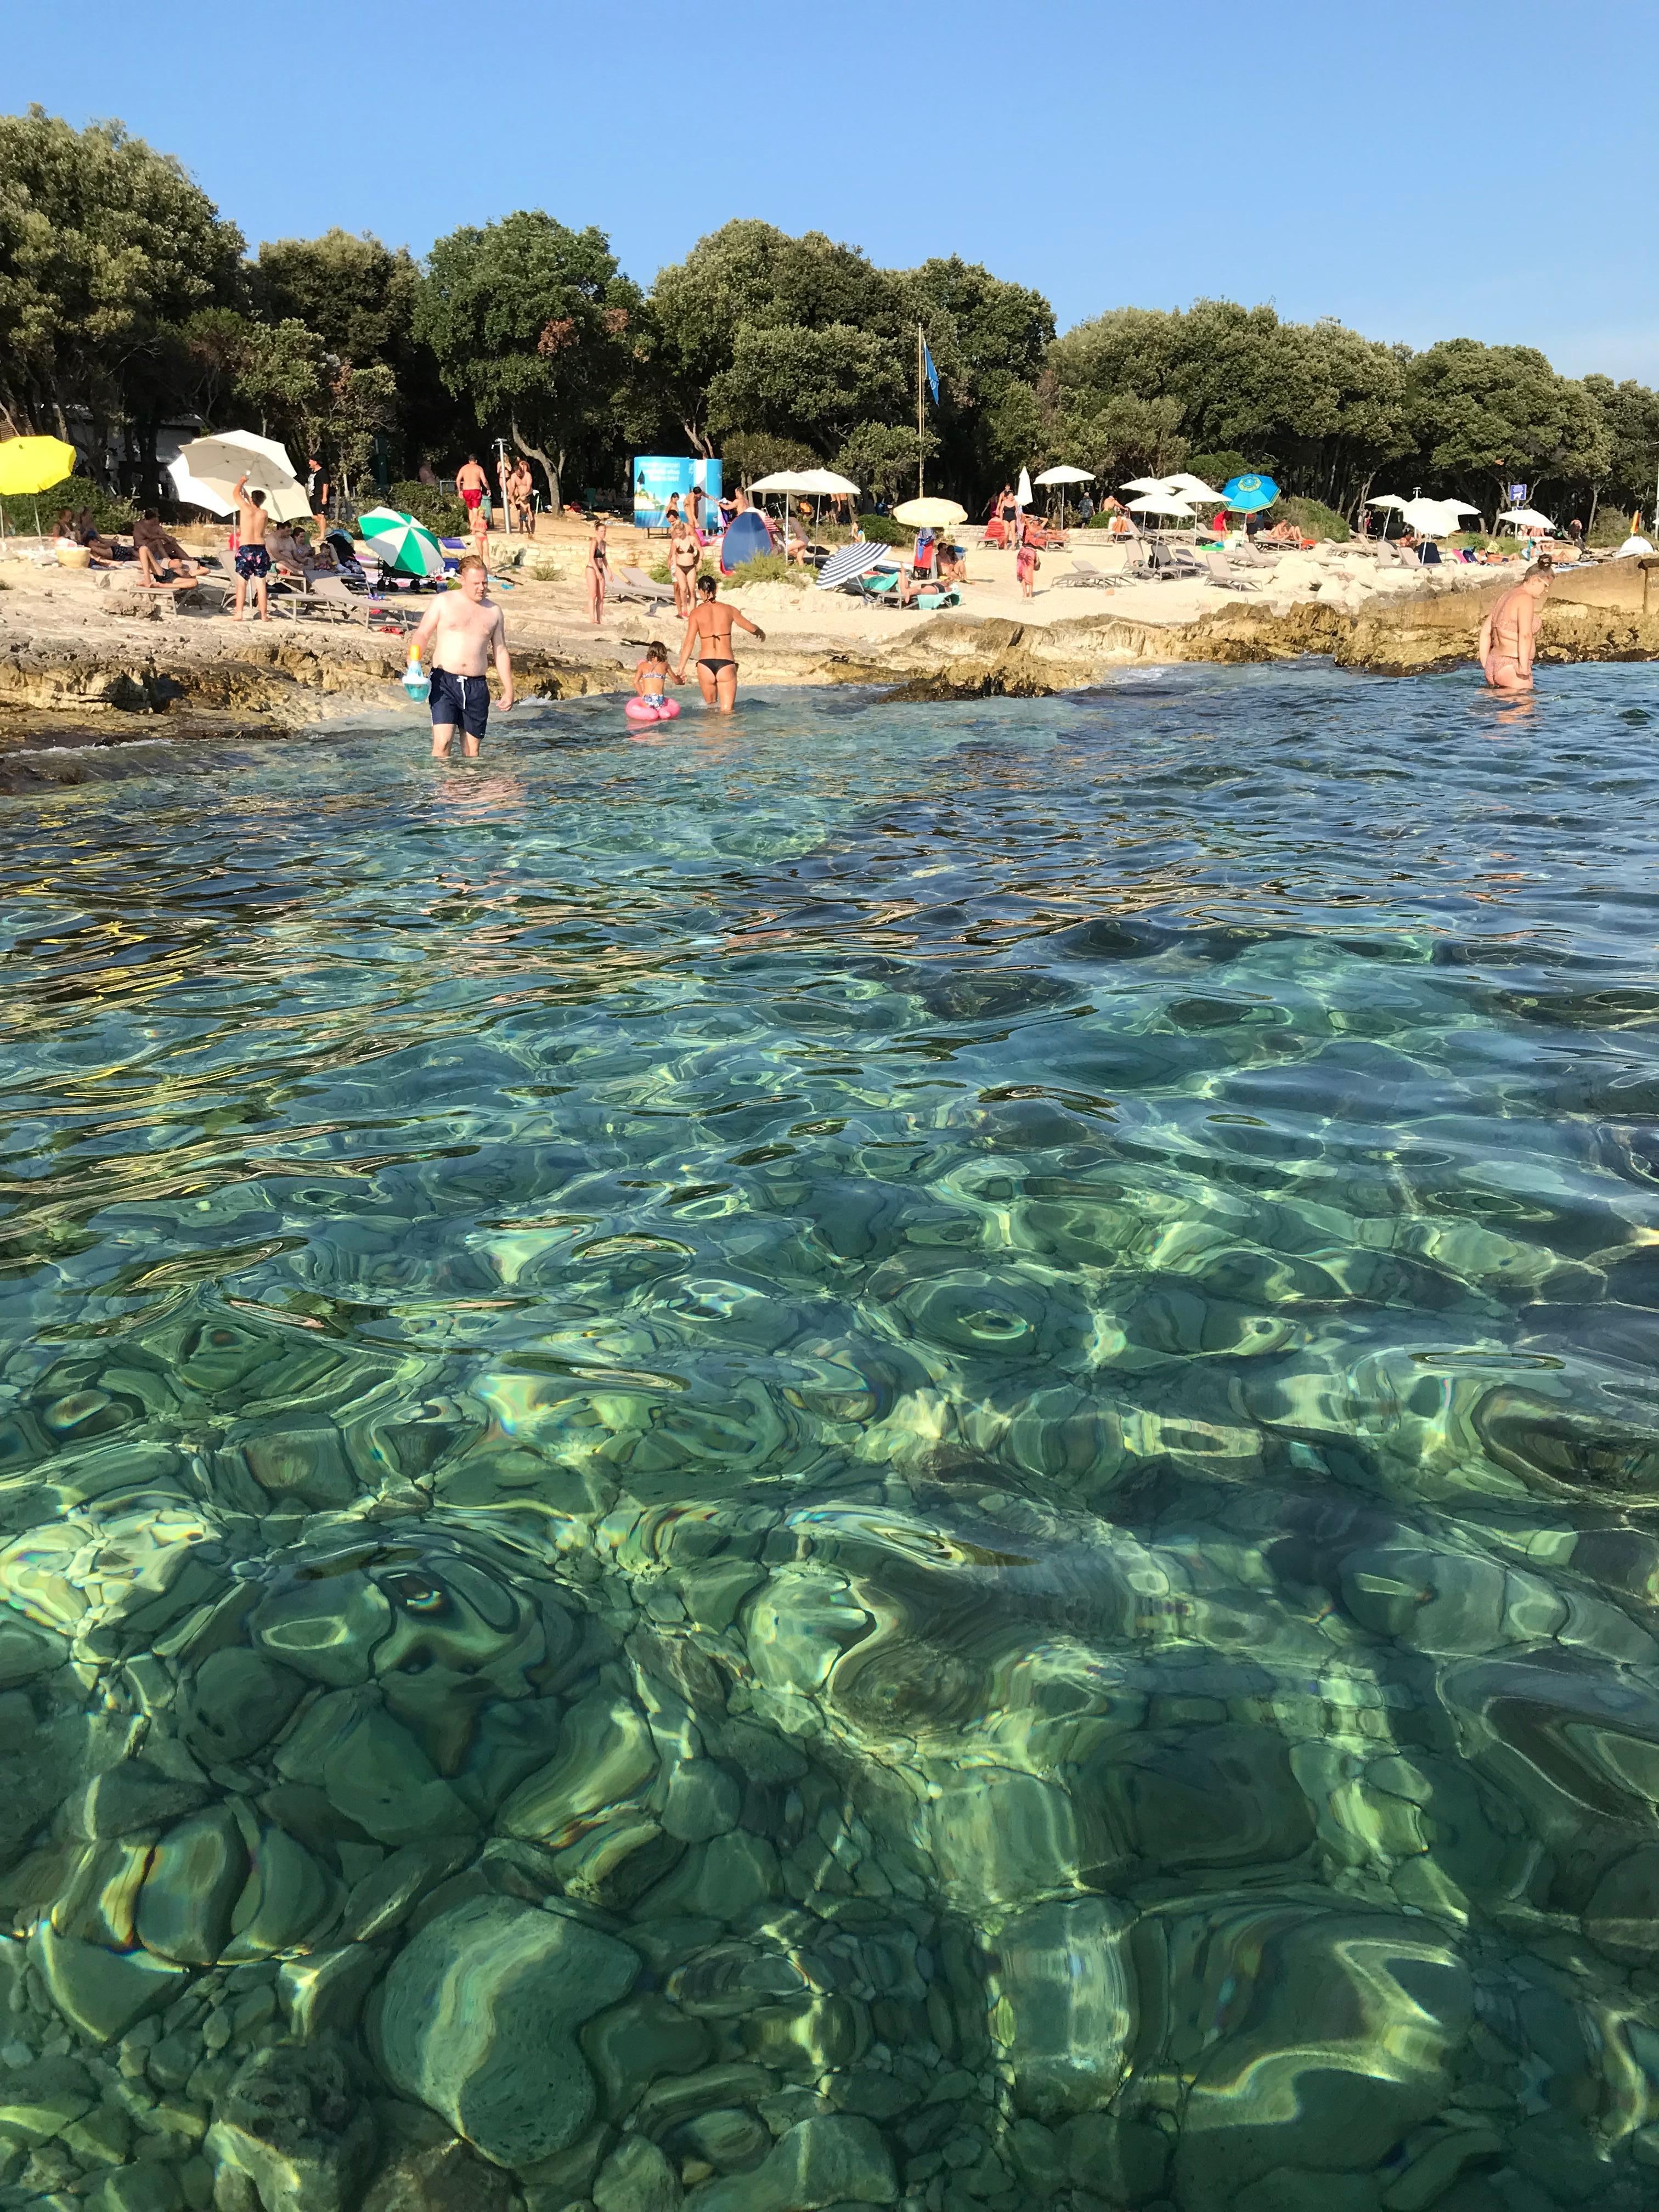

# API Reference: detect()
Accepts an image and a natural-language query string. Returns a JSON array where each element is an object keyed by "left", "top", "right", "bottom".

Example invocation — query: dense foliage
[{"left": 3, "top": 109, "right": 1656, "bottom": 524}]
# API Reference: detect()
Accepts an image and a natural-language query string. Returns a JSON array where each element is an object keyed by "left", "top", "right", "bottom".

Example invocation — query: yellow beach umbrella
[
  {"left": 0, "top": 437, "right": 77, "bottom": 494},
  {"left": 0, "top": 436, "right": 80, "bottom": 549}
]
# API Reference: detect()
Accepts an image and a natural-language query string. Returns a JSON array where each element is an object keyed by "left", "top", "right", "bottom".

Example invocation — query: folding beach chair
[
  {"left": 608, "top": 567, "right": 674, "bottom": 607},
  {"left": 1055, "top": 554, "right": 1121, "bottom": 589},
  {"left": 1204, "top": 552, "right": 1260, "bottom": 592}
]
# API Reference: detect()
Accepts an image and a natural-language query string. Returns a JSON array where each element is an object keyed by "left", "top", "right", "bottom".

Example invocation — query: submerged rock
[
  {"left": 594, "top": 2134, "right": 682, "bottom": 2212},
  {"left": 991, "top": 1898, "right": 1135, "bottom": 2120},
  {"left": 375, "top": 1894, "right": 639, "bottom": 2166},
  {"left": 684, "top": 2114, "right": 897, "bottom": 2211},
  {"left": 205, "top": 2042, "right": 376, "bottom": 2212}
]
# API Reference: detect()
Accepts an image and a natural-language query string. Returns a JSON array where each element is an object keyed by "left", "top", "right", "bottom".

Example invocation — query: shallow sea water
[{"left": 3, "top": 664, "right": 1659, "bottom": 2212}]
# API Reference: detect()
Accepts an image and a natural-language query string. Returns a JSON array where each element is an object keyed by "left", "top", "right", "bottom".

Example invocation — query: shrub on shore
[
  {"left": 1282, "top": 495, "right": 1350, "bottom": 541},
  {"left": 387, "top": 481, "right": 469, "bottom": 536},
  {"left": 1, "top": 477, "right": 133, "bottom": 534},
  {"left": 854, "top": 514, "right": 911, "bottom": 546},
  {"left": 724, "top": 553, "right": 809, "bottom": 588}
]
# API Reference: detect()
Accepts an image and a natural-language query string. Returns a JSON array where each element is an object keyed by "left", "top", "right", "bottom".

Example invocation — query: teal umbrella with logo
[
  {"left": 357, "top": 507, "right": 447, "bottom": 577},
  {"left": 1222, "top": 473, "right": 1279, "bottom": 514}
]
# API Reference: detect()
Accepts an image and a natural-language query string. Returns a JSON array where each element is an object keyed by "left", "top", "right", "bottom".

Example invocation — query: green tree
[
  {"left": 250, "top": 228, "right": 421, "bottom": 368},
  {"left": 1583, "top": 374, "right": 1659, "bottom": 522},
  {"left": 324, "top": 359, "right": 399, "bottom": 498},
  {"left": 0, "top": 108, "right": 242, "bottom": 460},
  {"left": 651, "top": 222, "right": 909, "bottom": 461},
  {"left": 708, "top": 323, "right": 905, "bottom": 454},
  {"left": 904, "top": 256, "right": 1053, "bottom": 496},
  {"left": 235, "top": 317, "right": 325, "bottom": 454},
  {"left": 833, "top": 422, "right": 936, "bottom": 507},
  {"left": 1402, "top": 340, "right": 1609, "bottom": 518},
  {"left": 174, "top": 306, "right": 258, "bottom": 425},
  {"left": 416, "top": 211, "right": 645, "bottom": 512},
  {"left": 1044, "top": 301, "right": 1409, "bottom": 514}
]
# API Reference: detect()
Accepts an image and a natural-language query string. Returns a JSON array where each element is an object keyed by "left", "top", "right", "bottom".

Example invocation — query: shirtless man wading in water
[
  {"left": 1476, "top": 560, "right": 1553, "bottom": 692},
  {"left": 407, "top": 554, "right": 514, "bottom": 758},
  {"left": 676, "top": 574, "right": 765, "bottom": 713}
]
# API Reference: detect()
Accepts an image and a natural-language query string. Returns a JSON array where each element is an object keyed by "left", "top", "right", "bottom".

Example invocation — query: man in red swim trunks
[{"left": 455, "top": 455, "right": 489, "bottom": 526}]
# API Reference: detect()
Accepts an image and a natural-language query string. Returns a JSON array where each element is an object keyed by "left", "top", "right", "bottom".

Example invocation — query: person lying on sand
[{"left": 1476, "top": 560, "right": 1553, "bottom": 692}]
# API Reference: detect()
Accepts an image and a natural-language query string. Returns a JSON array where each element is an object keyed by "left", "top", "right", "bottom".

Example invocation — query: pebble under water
[{"left": 2, "top": 664, "right": 1659, "bottom": 2212}]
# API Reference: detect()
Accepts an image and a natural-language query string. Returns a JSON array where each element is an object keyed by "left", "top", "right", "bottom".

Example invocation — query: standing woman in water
[
  {"left": 676, "top": 574, "right": 765, "bottom": 713},
  {"left": 586, "top": 516, "right": 609, "bottom": 625}
]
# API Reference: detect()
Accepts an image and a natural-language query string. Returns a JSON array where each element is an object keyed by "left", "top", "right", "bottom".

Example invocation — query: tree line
[{"left": 4, "top": 109, "right": 1656, "bottom": 528}]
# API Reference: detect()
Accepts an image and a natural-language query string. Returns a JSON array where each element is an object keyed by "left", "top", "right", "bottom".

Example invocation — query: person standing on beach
[
  {"left": 676, "top": 574, "right": 765, "bottom": 713},
  {"left": 509, "top": 460, "right": 535, "bottom": 536},
  {"left": 231, "top": 475, "right": 272, "bottom": 622},
  {"left": 407, "top": 553, "right": 513, "bottom": 759},
  {"left": 586, "top": 517, "right": 610, "bottom": 624},
  {"left": 1476, "top": 560, "right": 1553, "bottom": 692},
  {"left": 669, "top": 517, "right": 700, "bottom": 616},
  {"left": 455, "top": 455, "right": 489, "bottom": 528}
]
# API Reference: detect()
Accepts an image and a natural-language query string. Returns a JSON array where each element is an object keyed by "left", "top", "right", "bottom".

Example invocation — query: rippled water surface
[{"left": 4, "top": 665, "right": 1659, "bottom": 2212}]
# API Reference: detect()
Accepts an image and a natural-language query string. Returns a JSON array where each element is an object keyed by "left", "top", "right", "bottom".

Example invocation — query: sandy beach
[{"left": 2, "top": 516, "right": 1655, "bottom": 759}]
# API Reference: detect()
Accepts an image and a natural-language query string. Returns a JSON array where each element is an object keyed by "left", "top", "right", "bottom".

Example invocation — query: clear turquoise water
[{"left": 3, "top": 667, "right": 1659, "bottom": 2210}]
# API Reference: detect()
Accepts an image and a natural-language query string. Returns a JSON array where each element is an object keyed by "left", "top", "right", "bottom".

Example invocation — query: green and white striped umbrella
[{"left": 357, "top": 507, "right": 447, "bottom": 577}]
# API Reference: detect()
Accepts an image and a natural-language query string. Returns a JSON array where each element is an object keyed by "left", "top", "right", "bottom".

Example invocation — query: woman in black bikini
[
  {"left": 586, "top": 519, "right": 608, "bottom": 624},
  {"left": 675, "top": 574, "right": 765, "bottom": 714}
]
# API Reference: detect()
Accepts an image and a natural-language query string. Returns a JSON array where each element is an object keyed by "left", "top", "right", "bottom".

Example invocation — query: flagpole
[{"left": 917, "top": 325, "right": 925, "bottom": 499}]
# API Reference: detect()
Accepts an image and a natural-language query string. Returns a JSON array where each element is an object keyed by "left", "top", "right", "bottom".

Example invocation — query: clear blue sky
[{"left": 16, "top": 0, "right": 1656, "bottom": 380}]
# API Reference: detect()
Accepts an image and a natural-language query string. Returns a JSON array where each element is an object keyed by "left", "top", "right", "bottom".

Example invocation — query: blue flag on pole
[{"left": 922, "top": 335, "right": 939, "bottom": 404}]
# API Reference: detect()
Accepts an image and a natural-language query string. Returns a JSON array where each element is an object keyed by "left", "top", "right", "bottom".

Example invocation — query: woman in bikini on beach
[
  {"left": 675, "top": 574, "right": 765, "bottom": 713},
  {"left": 586, "top": 518, "right": 608, "bottom": 624},
  {"left": 669, "top": 518, "right": 701, "bottom": 616}
]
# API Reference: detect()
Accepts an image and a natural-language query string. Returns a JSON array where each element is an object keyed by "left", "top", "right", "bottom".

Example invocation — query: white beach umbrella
[
  {"left": 1015, "top": 466, "right": 1034, "bottom": 511},
  {"left": 1497, "top": 507, "right": 1555, "bottom": 532},
  {"left": 167, "top": 456, "right": 235, "bottom": 518},
  {"left": 1439, "top": 499, "right": 1483, "bottom": 517},
  {"left": 1034, "top": 464, "right": 1093, "bottom": 528},
  {"left": 1165, "top": 473, "right": 1222, "bottom": 502},
  {"left": 747, "top": 468, "right": 853, "bottom": 551},
  {"left": 1127, "top": 493, "right": 1196, "bottom": 537},
  {"left": 176, "top": 431, "right": 311, "bottom": 522},
  {"left": 1367, "top": 494, "right": 1410, "bottom": 509},
  {"left": 1120, "top": 476, "right": 1173, "bottom": 495},
  {"left": 1399, "top": 496, "right": 1460, "bottom": 538}
]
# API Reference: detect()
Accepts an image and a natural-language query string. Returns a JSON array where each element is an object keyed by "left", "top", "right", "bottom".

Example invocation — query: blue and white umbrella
[
  {"left": 816, "top": 543, "right": 890, "bottom": 591},
  {"left": 1222, "top": 473, "right": 1279, "bottom": 513}
]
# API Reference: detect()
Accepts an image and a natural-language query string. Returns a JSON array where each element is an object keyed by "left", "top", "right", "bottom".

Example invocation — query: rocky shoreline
[{"left": 1, "top": 565, "right": 1656, "bottom": 769}]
